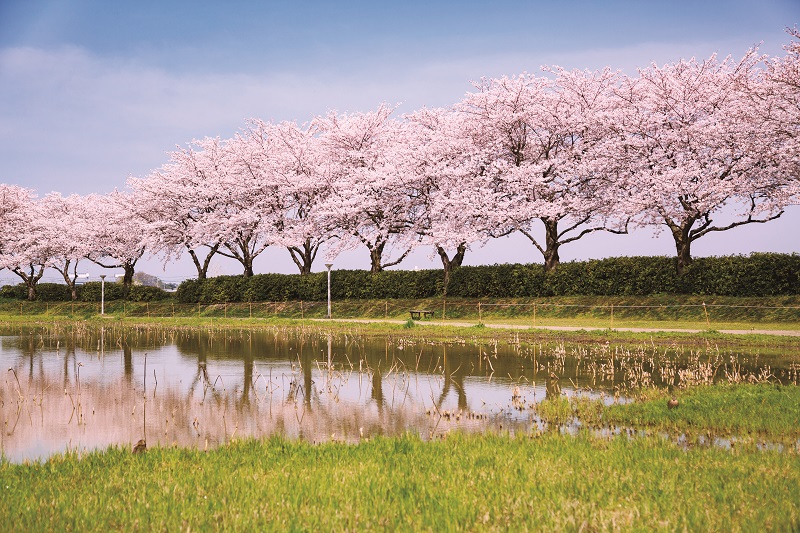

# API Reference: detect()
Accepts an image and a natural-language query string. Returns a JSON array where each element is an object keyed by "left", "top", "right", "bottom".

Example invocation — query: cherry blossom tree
[
  {"left": 128, "top": 142, "right": 227, "bottom": 280},
  {"left": 85, "top": 191, "right": 147, "bottom": 295},
  {"left": 34, "top": 193, "right": 91, "bottom": 300},
  {"left": 0, "top": 184, "right": 45, "bottom": 300},
  {"left": 764, "top": 27, "right": 800, "bottom": 182},
  {"left": 405, "top": 107, "right": 507, "bottom": 289},
  {"left": 315, "top": 105, "right": 420, "bottom": 273},
  {"left": 215, "top": 133, "right": 287, "bottom": 277},
  {"left": 612, "top": 50, "right": 796, "bottom": 274},
  {"left": 458, "top": 68, "right": 629, "bottom": 272},
  {"left": 241, "top": 119, "right": 334, "bottom": 275}
]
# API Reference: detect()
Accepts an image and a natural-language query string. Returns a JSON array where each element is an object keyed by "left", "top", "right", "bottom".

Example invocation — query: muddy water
[{"left": 1, "top": 325, "right": 797, "bottom": 462}]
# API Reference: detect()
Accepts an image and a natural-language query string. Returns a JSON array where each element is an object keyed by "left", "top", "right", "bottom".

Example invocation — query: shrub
[
  {"left": 78, "top": 282, "right": 125, "bottom": 301},
  {"left": 0, "top": 283, "right": 28, "bottom": 300},
  {"left": 35, "top": 283, "right": 73, "bottom": 301},
  {"left": 174, "top": 253, "right": 800, "bottom": 302},
  {"left": 128, "top": 285, "right": 170, "bottom": 301}
]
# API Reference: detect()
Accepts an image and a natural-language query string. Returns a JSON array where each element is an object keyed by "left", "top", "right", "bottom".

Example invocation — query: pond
[{"left": 1, "top": 325, "right": 797, "bottom": 462}]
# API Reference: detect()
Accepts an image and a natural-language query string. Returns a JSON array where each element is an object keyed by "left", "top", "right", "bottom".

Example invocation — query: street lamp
[
  {"left": 325, "top": 263, "right": 333, "bottom": 319},
  {"left": 99, "top": 274, "right": 106, "bottom": 315}
]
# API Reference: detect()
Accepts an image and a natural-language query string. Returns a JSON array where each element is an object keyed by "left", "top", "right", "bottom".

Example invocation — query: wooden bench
[{"left": 409, "top": 309, "right": 434, "bottom": 320}]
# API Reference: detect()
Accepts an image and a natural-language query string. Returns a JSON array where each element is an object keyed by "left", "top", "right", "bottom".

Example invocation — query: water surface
[{"left": 2, "top": 325, "right": 796, "bottom": 462}]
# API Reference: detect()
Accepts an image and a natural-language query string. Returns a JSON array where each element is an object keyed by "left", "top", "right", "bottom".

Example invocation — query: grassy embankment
[
  {"left": 2, "top": 383, "right": 799, "bottom": 531},
  {"left": 1, "top": 294, "right": 800, "bottom": 333}
]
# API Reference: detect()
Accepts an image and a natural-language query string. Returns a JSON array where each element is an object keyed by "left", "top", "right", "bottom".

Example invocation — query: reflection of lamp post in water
[
  {"left": 325, "top": 263, "right": 333, "bottom": 319},
  {"left": 99, "top": 274, "right": 106, "bottom": 315}
]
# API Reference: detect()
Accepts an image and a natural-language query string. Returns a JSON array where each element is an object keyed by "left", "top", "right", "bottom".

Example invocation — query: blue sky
[{"left": 1, "top": 0, "right": 798, "bottom": 280}]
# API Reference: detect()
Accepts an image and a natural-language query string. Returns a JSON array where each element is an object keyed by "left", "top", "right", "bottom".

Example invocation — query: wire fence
[{"left": 1, "top": 299, "right": 800, "bottom": 325}]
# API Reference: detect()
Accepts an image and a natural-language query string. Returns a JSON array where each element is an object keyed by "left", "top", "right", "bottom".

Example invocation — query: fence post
[
  {"left": 147, "top": 302, "right": 150, "bottom": 318},
  {"left": 224, "top": 302, "right": 227, "bottom": 319},
  {"left": 385, "top": 301, "right": 388, "bottom": 319},
  {"left": 301, "top": 300, "right": 304, "bottom": 320},
  {"left": 249, "top": 302, "right": 252, "bottom": 319},
  {"left": 478, "top": 301, "right": 482, "bottom": 324},
  {"left": 172, "top": 303, "right": 175, "bottom": 318},
  {"left": 533, "top": 303, "right": 536, "bottom": 328},
  {"left": 610, "top": 304, "right": 614, "bottom": 329},
  {"left": 703, "top": 302, "right": 710, "bottom": 328},
  {"left": 442, "top": 298, "right": 446, "bottom": 321}
]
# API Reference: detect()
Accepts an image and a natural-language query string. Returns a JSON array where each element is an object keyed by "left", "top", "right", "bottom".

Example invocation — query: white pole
[
  {"left": 99, "top": 274, "right": 106, "bottom": 315},
  {"left": 325, "top": 263, "right": 333, "bottom": 319}
]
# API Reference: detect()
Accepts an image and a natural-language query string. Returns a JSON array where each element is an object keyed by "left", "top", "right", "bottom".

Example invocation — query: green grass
[
  {"left": 2, "top": 431, "right": 798, "bottom": 531},
  {"left": 604, "top": 384, "right": 800, "bottom": 439},
  {"left": 2, "top": 295, "right": 799, "bottom": 330},
  {"left": 536, "top": 384, "right": 800, "bottom": 441}
]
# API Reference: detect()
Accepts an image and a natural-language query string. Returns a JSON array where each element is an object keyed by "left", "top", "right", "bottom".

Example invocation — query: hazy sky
[{"left": 1, "top": 0, "right": 798, "bottom": 282}]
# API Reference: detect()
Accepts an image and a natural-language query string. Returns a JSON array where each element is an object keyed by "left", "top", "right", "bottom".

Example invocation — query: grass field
[
  {"left": 2, "top": 295, "right": 799, "bottom": 330},
  {"left": 2, "top": 305, "right": 798, "bottom": 530},
  {"left": 2, "top": 384, "right": 799, "bottom": 531}
]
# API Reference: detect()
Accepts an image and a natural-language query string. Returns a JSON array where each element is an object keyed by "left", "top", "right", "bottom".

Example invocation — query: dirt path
[{"left": 317, "top": 318, "right": 800, "bottom": 337}]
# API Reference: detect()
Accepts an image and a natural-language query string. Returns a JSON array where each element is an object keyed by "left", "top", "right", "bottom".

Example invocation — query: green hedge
[
  {"left": 0, "top": 281, "right": 170, "bottom": 302},
  {"left": 174, "top": 253, "right": 800, "bottom": 303}
]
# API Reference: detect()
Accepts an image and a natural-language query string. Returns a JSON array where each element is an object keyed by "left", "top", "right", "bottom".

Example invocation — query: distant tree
[{"left": 133, "top": 271, "right": 165, "bottom": 288}]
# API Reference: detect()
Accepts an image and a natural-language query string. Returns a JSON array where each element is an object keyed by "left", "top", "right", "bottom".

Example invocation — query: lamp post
[
  {"left": 99, "top": 274, "right": 106, "bottom": 315},
  {"left": 325, "top": 263, "right": 333, "bottom": 319}
]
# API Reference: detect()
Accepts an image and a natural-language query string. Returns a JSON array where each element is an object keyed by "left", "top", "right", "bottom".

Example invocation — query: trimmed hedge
[
  {"left": 0, "top": 281, "right": 170, "bottom": 302},
  {"left": 174, "top": 253, "right": 800, "bottom": 303}
]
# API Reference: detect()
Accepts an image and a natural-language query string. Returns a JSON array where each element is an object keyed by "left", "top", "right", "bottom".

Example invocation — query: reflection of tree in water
[
  {"left": 123, "top": 344, "right": 133, "bottom": 383},
  {"left": 283, "top": 336, "right": 317, "bottom": 410},
  {"left": 300, "top": 340, "right": 314, "bottom": 410},
  {"left": 239, "top": 353, "right": 254, "bottom": 408},
  {"left": 371, "top": 363, "right": 383, "bottom": 407},
  {"left": 436, "top": 345, "right": 468, "bottom": 411}
]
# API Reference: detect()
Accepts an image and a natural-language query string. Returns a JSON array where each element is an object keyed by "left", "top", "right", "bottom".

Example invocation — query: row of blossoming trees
[{"left": 2, "top": 33, "right": 799, "bottom": 300}]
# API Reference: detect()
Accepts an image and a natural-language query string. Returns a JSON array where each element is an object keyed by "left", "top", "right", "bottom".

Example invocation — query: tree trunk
[
  {"left": 369, "top": 241, "right": 387, "bottom": 274},
  {"left": 288, "top": 238, "right": 319, "bottom": 275},
  {"left": 669, "top": 221, "right": 694, "bottom": 276},
  {"left": 243, "top": 258, "right": 254, "bottom": 277},
  {"left": 122, "top": 263, "right": 135, "bottom": 298},
  {"left": 188, "top": 244, "right": 219, "bottom": 280},
  {"left": 436, "top": 243, "right": 467, "bottom": 295},
  {"left": 217, "top": 234, "right": 267, "bottom": 278},
  {"left": 56, "top": 259, "right": 79, "bottom": 301},
  {"left": 364, "top": 236, "right": 411, "bottom": 273},
  {"left": 674, "top": 235, "right": 693, "bottom": 276},
  {"left": 11, "top": 264, "right": 45, "bottom": 301},
  {"left": 542, "top": 219, "right": 560, "bottom": 273}
]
